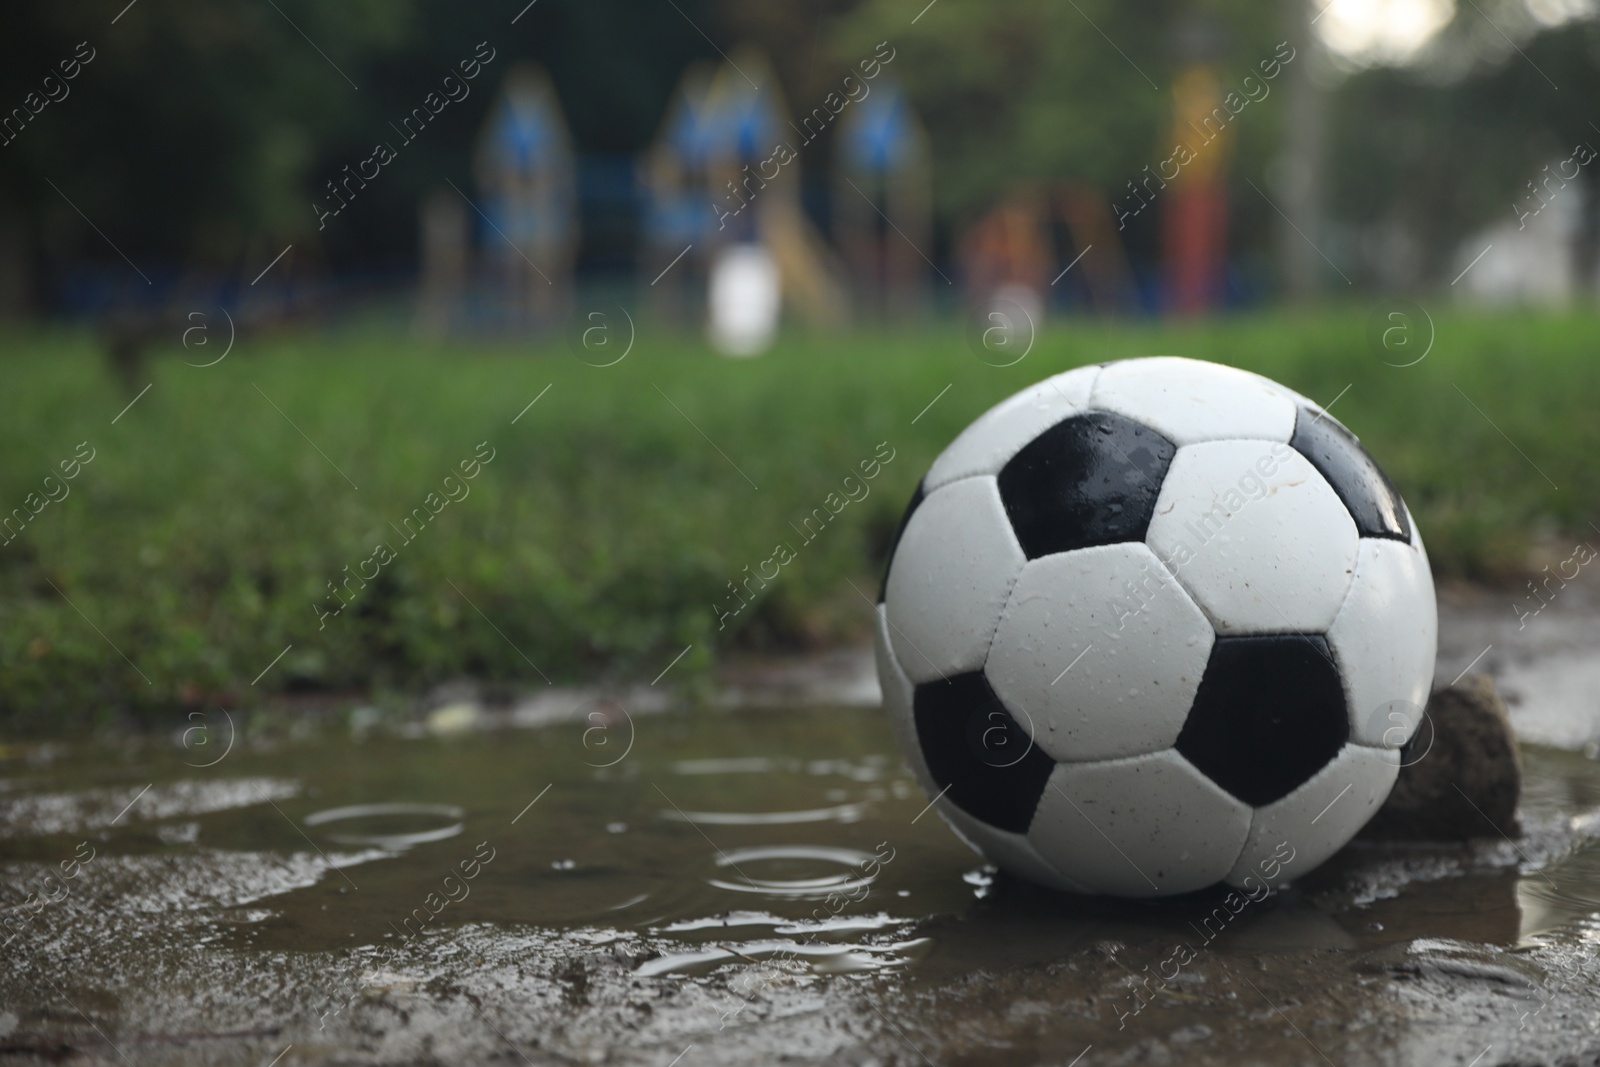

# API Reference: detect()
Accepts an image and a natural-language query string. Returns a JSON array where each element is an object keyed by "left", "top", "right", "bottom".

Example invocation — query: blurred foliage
[
  {"left": 1328, "top": 7, "right": 1600, "bottom": 281},
  {"left": 0, "top": 0, "right": 414, "bottom": 265},
  {"left": 831, "top": 0, "right": 1600, "bottom": 285},
  {"left": 0, "top": 0, "right": 730, "bottom": 283},
  {"left": 0, "top": 310, "right": 1595, "bottom": 731},
  {"left": 6, "top": 0, "right": 1600, "bottom": 292},
  {"left": 830, "top": 0, "right": 1298, "bottom": 218}
]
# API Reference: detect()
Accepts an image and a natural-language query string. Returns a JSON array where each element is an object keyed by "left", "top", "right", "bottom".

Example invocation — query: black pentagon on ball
[
  {"left": 877, "top": 479, "right": 926, "bottom": 603},
  {"left": 1289, "top": 406, "right": 1410, "bottom": 542},
  {"left": 997, "top": 411, "right": 1176, "bottom": 559},
  {"left": 1176, "top": 634, "right": 1349, "bottom": 807},
  {"left": 913, "top": 672, "right": 1055, "bottom": 832}
]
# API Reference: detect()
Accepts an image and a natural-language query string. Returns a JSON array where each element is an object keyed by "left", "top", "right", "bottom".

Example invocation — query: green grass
[{"left": 1, "top": 307, "right": 1595, "bottom": 731}]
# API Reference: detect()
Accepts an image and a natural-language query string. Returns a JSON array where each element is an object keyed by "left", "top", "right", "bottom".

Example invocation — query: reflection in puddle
[
  {"left": 303, "top": 802, "right": 466, "bottom": 849},
  {"left": 657, "top": 910, "right": 909, "bottom": 936},
  {"left": 1516, "top": 811, "right": 1600, "bottom": 942},
  {"left": 0, "top": 777, "right": 300, "bottom": 838},
  {"left": 707, "top": 844, "right": 881, "bottom": 899},
  {"left": 636, "top": 936, "right": 934, "bottom": 978},
  {"left": 1502, "top": 652, "right": 1600, "bottom": 750},
  {"left": 661, "top": 802, "right": 867, "bottom": 825},
  {"left": 671, "top": 755, "right": 889, "bottom": 782},
  {"left": 672, "top": 757, "right": 785, "bottom": 775}
]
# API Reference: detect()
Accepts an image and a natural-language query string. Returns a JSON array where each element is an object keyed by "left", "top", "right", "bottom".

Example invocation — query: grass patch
[{"left": 0, "top": 307, "right": 1593, "bottom": 731}]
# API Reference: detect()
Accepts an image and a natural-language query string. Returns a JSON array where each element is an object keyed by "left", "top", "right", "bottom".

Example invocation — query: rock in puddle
[{"left": 1362, "top": 673, "right": 1523, "bottom": 842}]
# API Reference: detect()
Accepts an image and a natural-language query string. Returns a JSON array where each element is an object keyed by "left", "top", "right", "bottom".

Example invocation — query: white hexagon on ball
[
  {"left": 1146, "top": 439, "right": 1359, "bottom": 635},
  {"left": 1226, "top": 743, "right": 1399, "bottom": 889},
  {"left": 986, "top": 543, "right": 1213, "bottom": 763},
  {"left": 873, "top": 603, "right": 939, "bottom": 798},
  {"left": 1090, "top": 356, "right": 1299, "bottom": 446},
  {"left": 1329, "top": 537, "right": 1438, "bottom": 748},
  {"left": 1028, "top": 749, "right": 1251, "bottom": 897},
  {"left": 884, "top": 476, "right": 1025, "bottom": 683},
  {"left": 923, "top": 365, "right": 1099, "bottom": 492},
  {"left": 938, "top": 799, "right": 1090, "bottom": 895}
]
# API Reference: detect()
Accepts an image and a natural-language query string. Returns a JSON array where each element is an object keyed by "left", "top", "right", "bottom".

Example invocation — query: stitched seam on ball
[
  {"left": 1223, "top": 806, "right": 1258, "bottom": 882},
  {"left": 1169, "top": 747, "right": 1256, "bottom": 878},
  {"left": 1157, "top": 551, "right": 1219, "bottom": 634},
  {"left": 962, "top": 474, "right": 1026, "bottom": 672},
  {"left": 1080, "top": 362, "right": 1109, "bottom": 412},
  {"left": 977, "top": 564, "right": 1027, "bottom": 686},
  {"left": 1324, "top": 540, "right": 1366, "bottom": 642},
  {"left": 874, "top": 602, "right": 911, "bottom": 697},
  {"left": 926, "top": 367, "right": 1104, "bottom": 492},
  {"left": 1084, "top": 364, "right": 1297, "bottom": 447},
  {"left": 1149, "top": 442, "right": 1356, "bottom": 634},
  {"left": 1202, "top": 434, "right": 1301, "bottom": 448},
  {"left": 918, "top": 469, "right": 992, "bottom": 497},
  {"left": 1323, "top": 556, "right": 1369, "bottom": 742},
  {"left": 887, "top": 475, "right": 1012, "bottom": 683},
  {"left": 1029, "top": 833, "right": 1092, "bottom": 895}
]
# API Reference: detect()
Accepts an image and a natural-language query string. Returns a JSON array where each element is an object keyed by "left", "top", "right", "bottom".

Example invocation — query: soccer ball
[{"left": 877, "top": 357, "right": 1436, "bottom": 897}]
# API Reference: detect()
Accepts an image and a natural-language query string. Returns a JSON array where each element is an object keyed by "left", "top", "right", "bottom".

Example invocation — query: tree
[
  {"left": 0, "top": 0, "right": 415, "bottom": 310},
  {"left": 0, "top": 0, "right": 734, "bottom": 312},
  {"left": 1327, "top": 5, "right": 1600, "bottom": 286},
  {"left": 827, "top": 0, "right": 1296, "bottom": 223}
]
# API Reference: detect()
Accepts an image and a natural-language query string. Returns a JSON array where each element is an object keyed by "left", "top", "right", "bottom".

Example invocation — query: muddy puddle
[{"left": 4, "top": 593, "right": 1600, "bottom": 1064}]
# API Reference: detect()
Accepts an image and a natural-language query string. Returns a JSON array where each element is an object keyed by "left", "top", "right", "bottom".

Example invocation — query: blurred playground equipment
[
  {"left": 413, "top": 39, "right": 1261, "bottom": 342},
  {"left": 417, "top": 64, "right": 577, "bottom": 334},
  {"left": 834, "top": 79, "right": 931, "bottom": 320}
]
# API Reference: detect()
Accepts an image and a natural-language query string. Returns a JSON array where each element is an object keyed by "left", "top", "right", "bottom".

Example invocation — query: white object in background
[
  {"left": 708, "top": 243, "right": 781, "bottom": 357},
  {"left": 1455, "top": 162, "right": 1582, "bottom": 306},
  {"left": 989, "top": 283, "right": 1044, "bottom": 329}
]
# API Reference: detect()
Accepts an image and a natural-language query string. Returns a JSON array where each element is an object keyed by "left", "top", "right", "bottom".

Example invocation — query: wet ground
[{"left": 5, "top": 583, "right": 1600, "bottom": 1065}]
